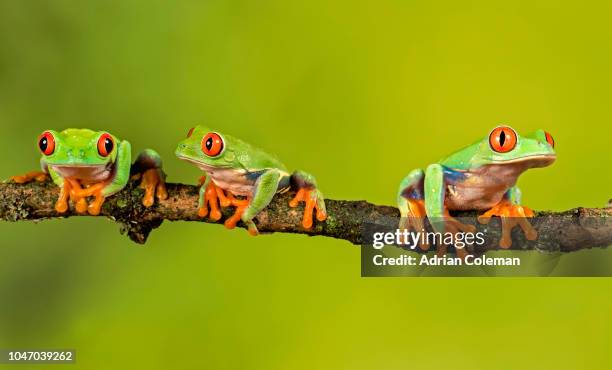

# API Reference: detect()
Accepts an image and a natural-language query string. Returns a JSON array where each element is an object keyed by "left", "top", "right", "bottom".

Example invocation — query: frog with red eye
[
  {"left": 11, "top": 129, "right": 168, "bottom": 215},
  {"left": 397, "top": 126, "right": 556, "bottom": 254},
  {"left": 175, "top": 125, "right": 327, "bottom": 235}
]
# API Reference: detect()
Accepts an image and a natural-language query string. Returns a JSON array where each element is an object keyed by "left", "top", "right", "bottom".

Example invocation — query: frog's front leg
[
  {"left": 10, "top": 158, "right": 50, "bottom": 183},
  {"left": 424, "top": 164, "right": 476, "bottom": 258},
  {"left": 63, "top": 141, "right": 132, "bottom": 216},
  {"left": 11, "top": 171, "right": 49, "bottom": 183},
  {"left": 477, "top": 186, "right": 537, "bottom": 248},
  {"left": 397, "top": 169, "right": 429, "bottom": 251},
  {"left": 47, "top": 167, "right": 72, "bottom": 213},
  {"left": 225, "top": 170, "right": 282, "bottom": 235},
  {"left": 288, "top": 170, "right": 327, "bottom": 229}
]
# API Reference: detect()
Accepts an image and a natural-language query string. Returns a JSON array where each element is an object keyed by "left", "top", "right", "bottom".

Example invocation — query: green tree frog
[
  {"left": 175, "top": 126, "right": 327, "bottom": 235},
  {"left": 397, "top": 126, "right": 556, "bottom": 254},
  {"left": 12, "top": 129, "right": 168, "bottom": 215}
]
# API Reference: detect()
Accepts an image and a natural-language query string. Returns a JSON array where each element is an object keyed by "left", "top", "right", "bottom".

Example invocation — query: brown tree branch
[{"left": 0, "top": 180, "right": 610, "bottom": 253}]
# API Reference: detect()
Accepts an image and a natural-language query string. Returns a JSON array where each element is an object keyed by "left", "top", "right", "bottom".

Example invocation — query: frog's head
[
  {"left": 474, "top": 126, "right": 556, "bottom": 168},
  {"left": 175, "top": 125, "right": 239, "bottom": 169},
  {"left": 39, "top": 129, "right": 119, "bottom": 168}
]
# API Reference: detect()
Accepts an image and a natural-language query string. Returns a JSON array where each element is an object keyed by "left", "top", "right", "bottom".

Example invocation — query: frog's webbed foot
[
  {"left": 11, "top": 171, "right": 49, "bottom": 184},
  {"left": 197, "top": 179, "right": 228, "bottom": 221},
  {"left": 444, "top": 209, "right": 476, "bottom": 259},
  {"left": 139, "top": 168, "right": 168, "bottom": 207},
  {"left": 130, "top": 150, "right": 168, "bottom": 207},
  {"left": 288, "top": 171, "right": 327, "bottom": 229},
  {"left": 222, "top": 196, "right": 258, "bottom": 235},
  {"left": 430, "top": 209, "right": 477, "bottom": 259},
  {"left": 478, "top": 200, "right": 537, "bottom": 249},
  {"left": 54, "top": 180, "right": 72, "bottom": 214},
  {"left": 289, "top": 188, "right": 327, "bottom": 229},
  {"left": 398, "top": 198, "right": 430, "bottom": 251},
  {"left": 66, "top": 179, "right": 108, "bottom": 216}
]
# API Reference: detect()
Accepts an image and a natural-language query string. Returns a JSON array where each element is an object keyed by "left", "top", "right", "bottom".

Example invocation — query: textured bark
[{"left": 0, "top": 180, "right": 610, "bottom": 253}]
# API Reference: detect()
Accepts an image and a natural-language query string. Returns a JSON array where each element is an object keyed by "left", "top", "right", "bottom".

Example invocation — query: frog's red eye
[
  {"left": 97, "top": 133, "right": 114, "bottom": 157},
  {"left": 545, "top": 131, "right": 555, "bottom": 148},
  {"left": 201, "top": 132, "right": 224, "bottom": 157},
  {"left": 489, "top": 126, "right": 517, "bottom": 153},
  {"left": 187, "top": 127, "right": 195, "bottom": 138},
  {"left": 38, "top": 131, "right": 55, "bottom": 156}
]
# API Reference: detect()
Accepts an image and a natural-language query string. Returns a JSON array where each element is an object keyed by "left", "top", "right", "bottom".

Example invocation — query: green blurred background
[{"left": 0, "top": 1, "right": 610, "bottom": 369}]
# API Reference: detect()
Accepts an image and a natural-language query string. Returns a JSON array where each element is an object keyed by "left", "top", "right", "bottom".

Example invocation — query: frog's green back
[
  {"left": 222, "top": 132, "right": 288, "bottom": 172},
  {"left": 438, "top": 139, "right": 483, "bottom": 170},
  {"left": 176, "top": 125, "right": 289, "bottom": 172}
]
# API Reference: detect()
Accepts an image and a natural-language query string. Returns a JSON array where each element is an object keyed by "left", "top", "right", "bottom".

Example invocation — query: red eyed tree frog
[
  {"left": 175, "top": 126, "right": 327, "bottom": 235},
  {"left": 397, "top": 126, "right": 556, "bottom": 254},
  {"left": 12, "top": 129, "right": 168, "bottom": 215}
]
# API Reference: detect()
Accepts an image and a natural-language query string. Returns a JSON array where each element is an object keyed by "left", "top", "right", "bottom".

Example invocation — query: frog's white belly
[
  {"left": 445, "top": 183, "right": 507, "bottom": 210},
  {"left": 443, "top": 163, "right": 523, "bottom": 211},
  {"left": 201, "top": 166, "right": 256, "bottom": 196},
  {"left": 51, "top": 164, "right": 114, "bottom": 184}
]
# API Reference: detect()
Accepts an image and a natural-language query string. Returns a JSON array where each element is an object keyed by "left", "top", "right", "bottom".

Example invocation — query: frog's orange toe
[
  {"left": 302, "top": 197, "right": 316, "bottom": 229},
  {"left": 11, "top": 171, "right": 48, "bottom": 184},
  {"left": 399, "top": 199, "right": 430, "bottom": 251},
  {"left": 289, "top": 189, "right": 305, "bottom": 208},
  {"left": 289, "top": 188, "right": 325, "bottom": 229},
  {"left": 75, "top": 198, "right": 88, "bottom": 214},
  {"left": 88, "top": 200, "right": 104, "bottom": 216},
  {"left": 316, "top": 207, "right": 327, "bottom": 222},
  {"left": 55, "top": 200, "right": 69, "bottom": 213},
  {"left": 204, "top": 182, "right": 224, "bottom": 221},
  {"left": 54, "top": 181, "right": 71, "bottom": 214},
  {"left": 197, "top": 206, "right": 208, "bottom": 218},
  {"left": 209, "top": 208, "right": 222, "bottom": 221},
  {"left": 247, "top": 225, "right": 258, "bottom": 236},
  {"left": 156, "top": 182, "right": 168, "bottom": 201},
  {"left": 140, "top": 168, "right": 166, "bottom": 207},
  {"left": 479, "top": 199, "right": 538, "bottom": 249},
  {"left": 215, "top": 187, "right": 232, "bottom": 208},
  {"left": 223, "top": 198, "right": 249, "bottom": 230}
]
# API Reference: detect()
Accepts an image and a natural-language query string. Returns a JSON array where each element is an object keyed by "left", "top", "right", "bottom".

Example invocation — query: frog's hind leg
[
  {"left": 130, "top": 149, "right": 168, "bottom": 207},
  {"left": 477, "top": 186, "right": 537, "bottom": 248},
  {"left": 228, "top": 170, "right": 282, "bottom": 235},
  {"left": 397, "top": 169, "right": 429, "bottom": 250},
  {"left": 288, "top": 170, "right": 327, "bottom": 229}
]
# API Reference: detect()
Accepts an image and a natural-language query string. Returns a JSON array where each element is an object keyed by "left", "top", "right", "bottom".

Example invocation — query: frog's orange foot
[
  {"left": 53, "top": 180, "right": 72, "bottom": 213},
  {"left": 55, "top": 200, "right": 69, "bottom": 213},
  {"left": 74, "top": 197, "right": 88, "bottom": 214},
  {"left": 431, "top": 210, "right": 477, "bottom": 258},
  {"left": 62, "top": 179, "right": 109, "bottom": 215},
  {"left": 223, "top": 197, "right": 251, "bottom": 231},
  {"left": 399, "top": 198, "right": 430, "bottom": 251},
  {"left": 289, "top": 188, "right": 327, "bottom": 229},
  {"left": 198, "top": 181, "right": 226, "bottom": 221},
  {"left": 139, "top": 168, "right": 168, "bottom": 207},
  {"left": 11, "top": 171, "right": 48, "bottom": 184},
  {"left": 87, "top": 195, "right": 107, "bottom": 216},
  {"left": 54, "top": 179, "right": 84, "bottom": 214},
  {"left": 478, "top": 200, "right": 537, "bottom": 248},
  {"left": 442, "top": 212, "right": 478, "bottom": 234}
]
